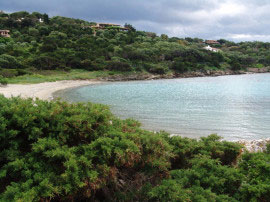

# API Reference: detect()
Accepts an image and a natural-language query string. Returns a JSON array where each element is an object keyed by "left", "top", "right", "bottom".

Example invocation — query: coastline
[
  {"left": 0, "top": 79, "right": 102, "bottom": 100},
  {"left": 1, "top": 73, "right": 270, "bottom": 152},
  {"left": 102, "top": 67, "right": 270, "bottom": 81}
]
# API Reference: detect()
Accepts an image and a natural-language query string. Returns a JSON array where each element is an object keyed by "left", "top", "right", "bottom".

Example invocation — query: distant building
[
  {"left": 205, "top": 40, "right": 220, "bottom": 45},
  {"left": 203, "top": 45, "right": 219, "bottom": 52},
  {"left": 16, "top": 17, "right": 24, "bottom": 22},
  {"left": 91, "top": 23, "right": 128, "bottom": 31},
  {"left": 0, "top": 30, "right": 10, "bottom": 37},
  {"left": 38, "top": 18, "right": 44, "bottom": 23},
  {"left": 84, "top": 23, "right": 129, "bottom": 36}
]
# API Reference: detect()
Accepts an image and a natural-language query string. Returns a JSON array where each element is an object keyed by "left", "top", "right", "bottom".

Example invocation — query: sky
[{"left": 1, "top": 0, "right": 270, "bottom": 42}]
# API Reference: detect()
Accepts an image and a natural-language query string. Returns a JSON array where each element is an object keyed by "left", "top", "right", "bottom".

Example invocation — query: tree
[
  {"left": 172, "top": 58, "right": 190, "bottom": 73},
  {"left": 43, "top": 13, "right": 49, "bottom": 24},
  {"left": 161, "top": 34, "right": 168, "bottom": 41},
  {"left": 0, "top": 54, "right": 22, "bottom": 69},
  {"left": 31, "top": 11, "right": 43, "bottom": 19},
  {"left": 32, "top": 55, "right": 60, "bottom": 70},
  {"left": 217, "top": 39, "right": 227, "bottom": 45},
  {"left": 28, "top": 28, "right": 39, "bottom": 37},
  {"left": 9, "top": 11, "right": 30, "bottom": 19},
  {"left": 124, "top": 23, "right": 136, "bottom": 32}
]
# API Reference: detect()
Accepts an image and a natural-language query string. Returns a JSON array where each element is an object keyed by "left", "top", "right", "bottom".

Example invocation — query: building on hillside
[
  {"left": 16, "top": 18, "right": 24, "bottom": 22},
  {"left": 91, "top": 23, "right": 129, "bottom": 31},
  {"left": 0, "top": 30, "right": 10, "bottom": 37},
  {"left": 205, "top": 40, "right": 220, "bottom": 45},
  {"left": 84, "top": 23, "right": 129, "bottom": 36},
  {"left": 39, "top": 18, "right": 44, "bottom": 23},
  {"left": 203, "top": 45, "right": 219, "bottom": 52}
]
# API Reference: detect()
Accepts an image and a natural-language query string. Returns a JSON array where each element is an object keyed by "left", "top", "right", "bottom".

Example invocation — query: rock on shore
[{"left": 237, "top": 139, "right": 270, "bottom": 153}]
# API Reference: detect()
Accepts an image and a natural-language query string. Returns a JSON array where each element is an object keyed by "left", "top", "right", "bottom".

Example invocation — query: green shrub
[
  {"left": 0, "top": 69, "right": 19, "bottom": 78},
  {"left": 0, "top": 96, "right": 269, "bottom": 202},
  {"left": 172, "top": 59, "right": 191, "bottom": 73},
  {"left": 238, "top": 152, "right": 270, "bottom": 201},
  {"left": 0, "top": 75, "right": 8, "bottom": 85},
  {"left": 0, "top": 96, "right": 172, "bottom": 201},
  {"left": 106, "top": 61, "right": 132, "bottom": 71},
  {"left": 0, "top": 54, "right": 22, "bottom": 69},
  {"left": 143, "top": 63, "right": 168, "bottom": 74},
  {"left": 255, "top": 63, "right": 264, "bottom": 68},
  {"left": 169, "top": 134, "right": 242, "bottom": 169},
  {"left": 17, "top": 69, "right": 32, "bottom": 76}
]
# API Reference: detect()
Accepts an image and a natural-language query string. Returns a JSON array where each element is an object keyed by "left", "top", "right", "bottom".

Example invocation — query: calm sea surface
[{"left": 56, "top": 73, "right": 270, "bottom": 140}]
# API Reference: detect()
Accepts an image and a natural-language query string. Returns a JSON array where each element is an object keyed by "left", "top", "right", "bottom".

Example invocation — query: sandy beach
[{"left": 0, "top": 80, "right": 102, "bottom": 100}]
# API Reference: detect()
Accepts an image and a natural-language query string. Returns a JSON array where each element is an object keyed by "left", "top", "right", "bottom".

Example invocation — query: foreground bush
[
  {"left": 0, "top": 96, "right": 172, "bottom": 201},
  {"left": 0, "top": 75, "right": 8, "bottom": 85},
  {"left": 0, "top": 96, "right": 270, "bottom": 201}
]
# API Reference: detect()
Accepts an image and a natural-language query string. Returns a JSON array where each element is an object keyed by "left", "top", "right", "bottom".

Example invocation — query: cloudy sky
[{"left": 1, "top": 0, "right": 270, "bottom": 41}]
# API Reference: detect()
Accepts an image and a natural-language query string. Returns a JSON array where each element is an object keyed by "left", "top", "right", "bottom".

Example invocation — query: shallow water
[{"left": 57, "top": 73, "right": 270, "bottom": 140}]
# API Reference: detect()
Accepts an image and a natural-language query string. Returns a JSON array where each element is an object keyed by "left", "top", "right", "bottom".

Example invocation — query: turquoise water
[{"left": 57, "top": 73, "right": 270, "bottom": 140}]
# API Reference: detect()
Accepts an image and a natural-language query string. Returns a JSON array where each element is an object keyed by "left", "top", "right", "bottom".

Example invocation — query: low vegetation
[
  {"left": 1, "top": 95, "right": 270, "bottom": 201},
  {"left": 0, "top": 75, "right": 8, "bottom": 85}
]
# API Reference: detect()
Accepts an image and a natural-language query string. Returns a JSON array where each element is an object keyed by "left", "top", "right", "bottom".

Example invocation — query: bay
[{"left": 56, "top": 73, "right": 270, "bottom": 140}]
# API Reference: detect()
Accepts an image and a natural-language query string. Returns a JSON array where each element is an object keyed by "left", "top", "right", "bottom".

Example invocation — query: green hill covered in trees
[{"left": 0, "top": 11, "right": 270, "bottom": 84}]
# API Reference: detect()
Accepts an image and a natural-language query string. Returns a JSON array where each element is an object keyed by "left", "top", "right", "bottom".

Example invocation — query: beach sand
[{"left": 0, "top": 80, "right": 102, "bottom": 100}]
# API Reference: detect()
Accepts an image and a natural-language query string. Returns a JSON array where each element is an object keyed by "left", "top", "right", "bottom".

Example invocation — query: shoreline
[
  {"left": 1, "top": 73, "right": 270, "bottom": 152},
  {"left": 101, "top": 68, "right": 270, "bottom": 81},
  {"left": 0, "top": 79, "right": 102, "bottom": 100}
]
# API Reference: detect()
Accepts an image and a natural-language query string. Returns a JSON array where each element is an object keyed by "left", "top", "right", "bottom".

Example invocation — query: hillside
[{"left": 0, "top": 11, "right": 270, "bottom": 84}]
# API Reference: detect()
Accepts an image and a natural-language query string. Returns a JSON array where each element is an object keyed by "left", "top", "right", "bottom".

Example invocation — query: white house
[{"left": 203, "top": 45, "right": 220, "bottom": 52}]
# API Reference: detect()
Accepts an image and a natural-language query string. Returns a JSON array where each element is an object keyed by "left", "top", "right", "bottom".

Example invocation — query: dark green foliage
[
  {"left": 170, "top": 156, "right": 243, "bottom": 196},
  {"left": 0, "top": 96, "right": 268, "bottom": 201},
  {"left": 1, "top": 10, "right": 268, "bottom": 78},
  {"left": 0, "top": 69, "right": 19, "bottom": 78},
  {"left": 144, "top": 63, "right": 169, "bottom": 74},
  {"left": 172, "top": 58, "right": 191, "bottom": 73},
  {"left": 169, "top": 134, "right": 242, "bottom": 169},
  {"left": 0, "top": 75, "right": 8, "bottom": 85},
  {"left": 238, "top": 152, "right": 270, "bottom": 201},
  {"left": 0, "top": 96, "right": 173, "bottom": 201},
  {"left": 0, "top": 54, "right": 22, "bottom": 69},
  {"left": 229, "top": 56, "right": 242, "bottom": 71},
  {"left": 31, "top": 55, "right": 60, "bottom": 70},
  {"left": 106, "top": 61, "right": 132, "bottom": 71},
  {"left": 0, "top": 68, "right": 30, "bottom": 78}
]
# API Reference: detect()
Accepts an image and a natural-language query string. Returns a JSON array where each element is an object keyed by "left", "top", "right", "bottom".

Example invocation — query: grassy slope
[{"left": 6, "top": 69, "right": 131, "bottom": 84}]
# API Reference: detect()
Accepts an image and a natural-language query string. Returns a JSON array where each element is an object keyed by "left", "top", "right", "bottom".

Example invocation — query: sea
[{"left": 55, "top": 73, "right": 270, "bottom": 141}]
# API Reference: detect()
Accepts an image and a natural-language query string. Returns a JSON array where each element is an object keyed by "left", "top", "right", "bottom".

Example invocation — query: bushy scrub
[
  {"left": 0, "top": 54, "right": 22, "bottom": 69},
  {"left": 238, "top": 152, "right": 270, "bottom": 201},
  {"left": 0, "top": 96, "right": 270, "bottom": 201},
  {"left": 143, "top": 63, "right": 169, "bottom": 74},
  {"left": 0, "top": 75, "right": 8, "bottom": 85},
  {"left": 106, "top": 61, "right": 132, "bottom": 71},
  {"left": 0, "top": 96, "right": 173, "bottom": 201}
]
